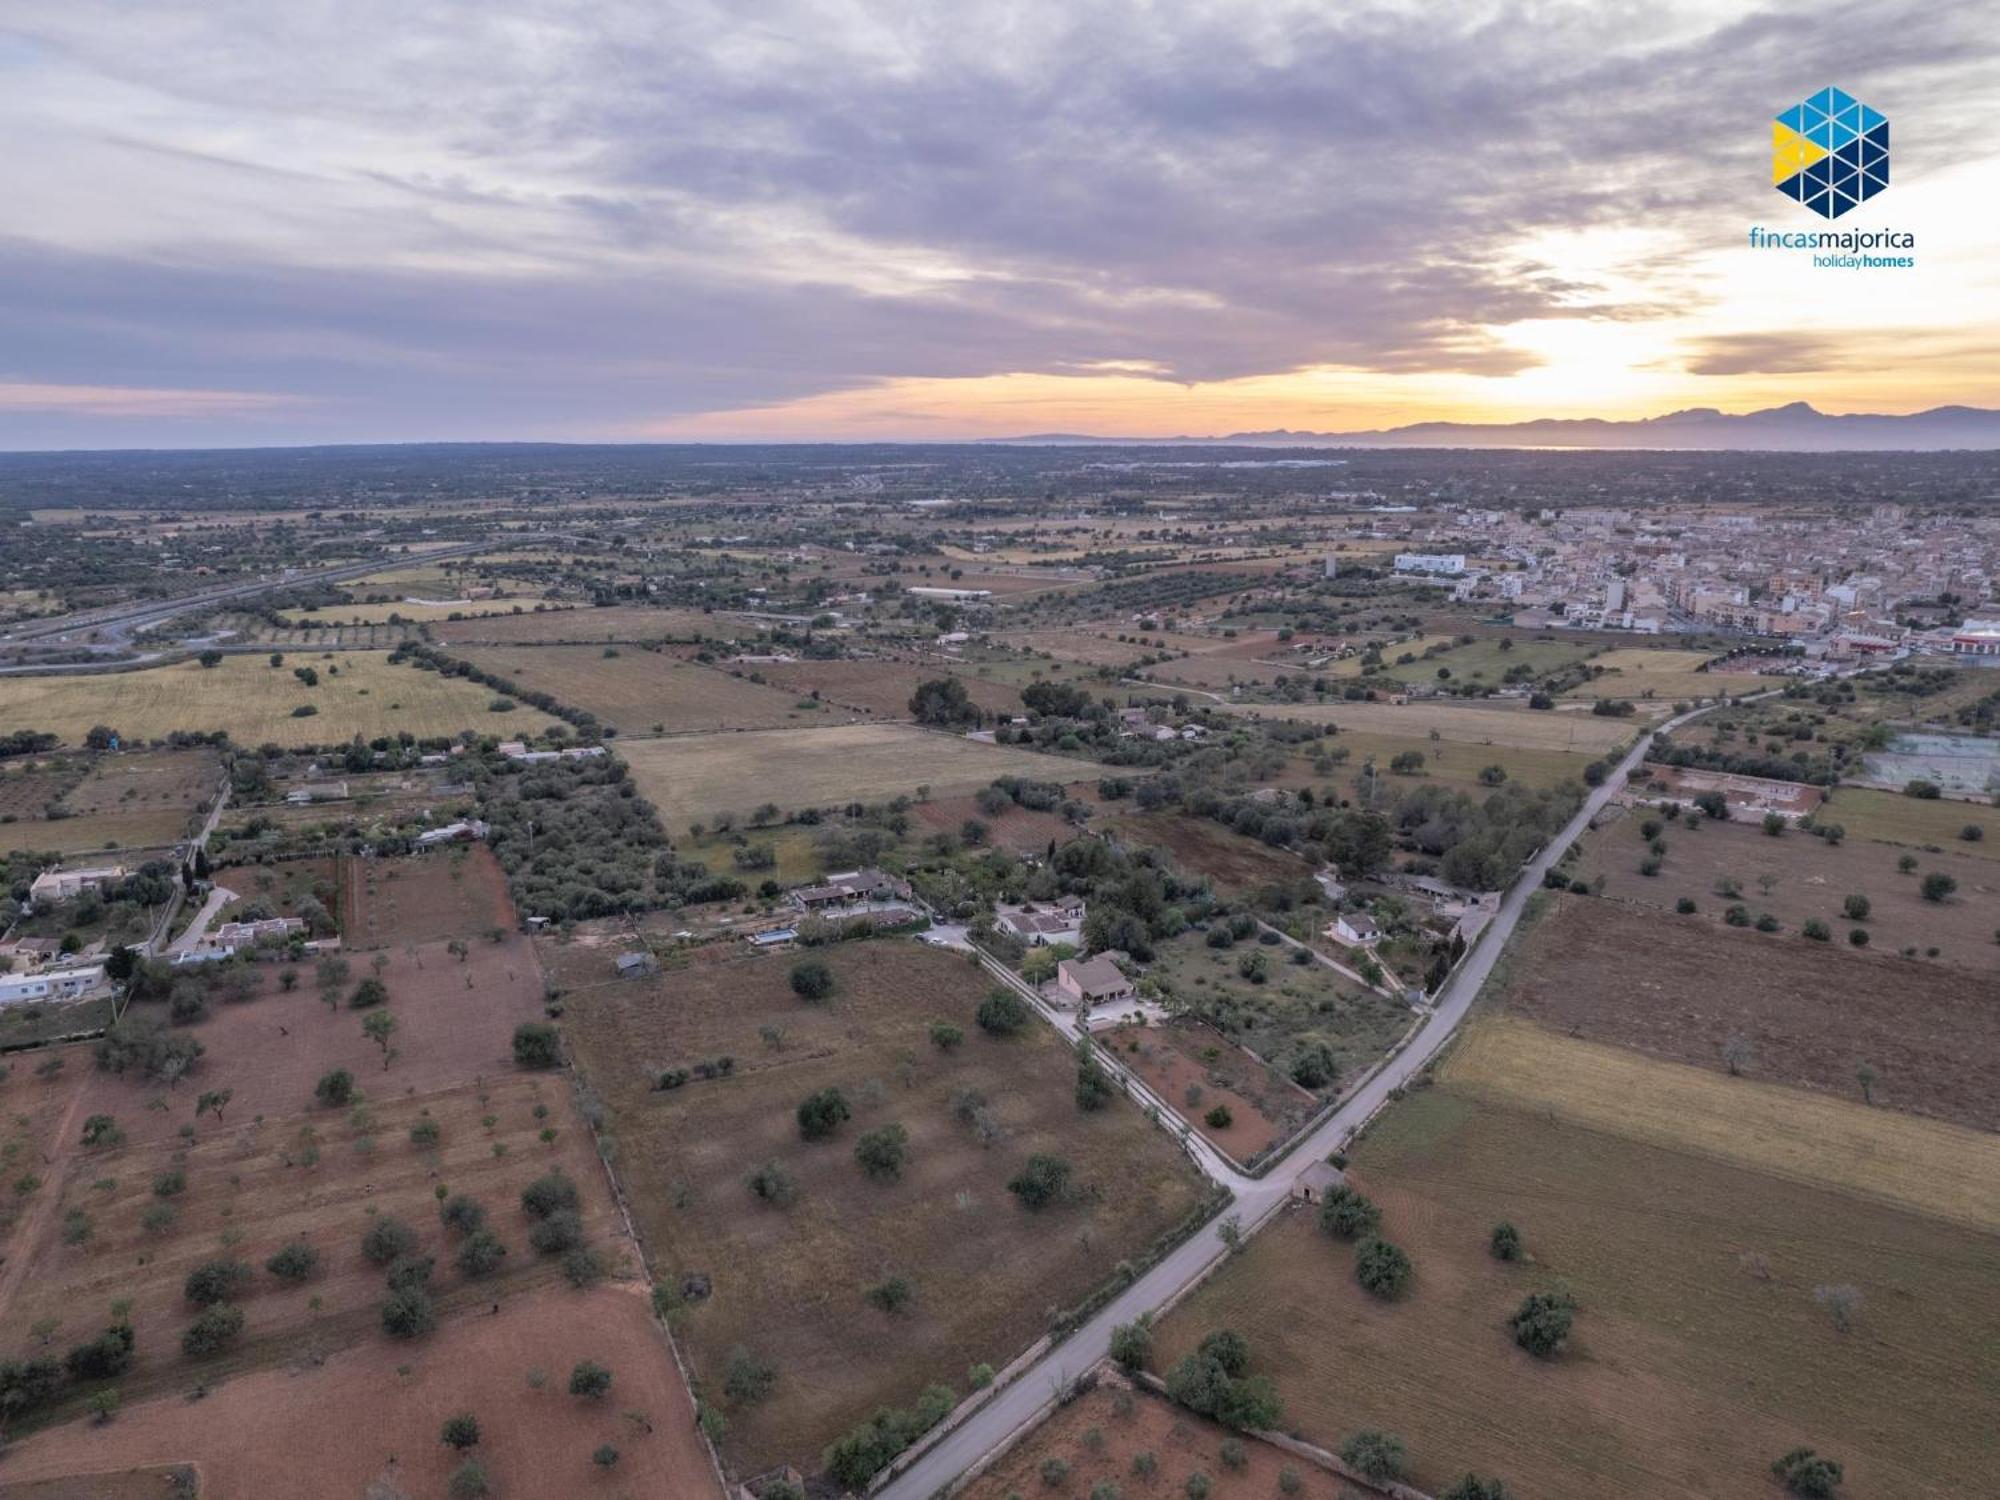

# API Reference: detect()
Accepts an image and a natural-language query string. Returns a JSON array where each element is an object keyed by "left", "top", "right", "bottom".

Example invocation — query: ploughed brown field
[
  {"left": 1497, "top": 893, "right": 2000, "bottom": 1132},
  {"left": 553, "top": 937, "right": 1211, "bottom": 1478},
  {"left": 342, "top": 845, "right": 517, "bottom": 949},
  {"left": 452, "top": 643, "right": 843, "bottom": 735}
]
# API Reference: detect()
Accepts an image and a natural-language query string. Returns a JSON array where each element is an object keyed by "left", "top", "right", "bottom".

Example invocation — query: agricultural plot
[
  {"left": 1, "top": 749, "right": 215, "bottom": 855},
  {"left": 1371, "top": 635, "right": 1592, "bottom": 688},
  {"left": 431, "top": 605, "right": 720, "bottom": 645},
  {"left": 553, "top": 939, "right": 1211, "bottom": 1478},
  {"left": 1157, "top": 1041, "right": 2000, "bottom": 1499},
  {"left": 1106, "top": 1018, "right": 1317, "bottom": 1163},
  {"left": 1818, "top": 784, "right": 2000, "bottom": 854},
  {"left": 739, "top": 659, "right": 1023, "bottom": 720},
  {"left": 1313, "top": 731, "right": 1600, "bottom": 795},
  {"left": 1227, "top": 699, "right": 1637, "bottom": 754},
  {"left": 1103, "top": 810, "right": 1311, "bottom": 895},
  {"left": 454, "top": 645, "right": 835, "bottom": 735},
  {"left": 619, "top": 724, "right": 1104, "bottom": 833},
  {"left": 1560, "top": 647, "right": 1764, "bottom": 702},
  {"left": 998, "top": 628, "right": 1221, "bottom": 669},
  {"left": 1856, "top": 730, "right": 2000, "bottom": 798},
  {"left": 1497, "top": 896, "right": 2000, "bottom": 1132},
  {"left": 343, "top": 847, "right": 516, "bottom": 949},
  {"left": 0, "top": 654, "right": 558, "bottom": 748},
  {"left": 277, "top": 597, "right": 545, "bottom": 627},
  {"left": 1580, "top": 813, "right": 1999, "bottom": 974},
  {"left": 0, "top": 1283, "right": 717, "bottom": 1499}
]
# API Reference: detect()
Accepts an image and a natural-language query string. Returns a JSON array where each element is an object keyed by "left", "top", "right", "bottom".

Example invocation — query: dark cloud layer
[{"left": 0, "top": 0, "right": 1991, "bottom": 446}]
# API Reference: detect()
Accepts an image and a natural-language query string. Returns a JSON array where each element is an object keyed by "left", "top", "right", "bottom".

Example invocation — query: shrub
[
  {"left": 1219, "top": 1438, "right": 1246, "bottom": 1471},
  {"left": 386, "top": 1254, "right": 436, "bottom": 1293},
  {"left": 439, "top": 1194, "right": 486, "bottom": 1235},
  {"left": 1008, "top": 1153, "right": 1072, "bottom": 1210},
  {"left": 977, "top": 988, "right": 1030, "bottom": 1035},
  {"left": 797, "top": 1087, "right": 852, "bottom": 1141},
  {"left": 512, "top": 1021, "right": 562, "bottom": 1068},
  {"left": 1509, "top": 1287, "right": 1577, "bottom": 1357},
  {"left": 790, "top": 959, "right": 836, "bottom": 1001},
  {"left": 1074, "top": 1053, "right": 1116, "bottom": 1112},
  {"left": 562, "top": 1246, "right": 606, "bottom": 1287},
  {"left": 64, "top": 1323, "right": 135, "bottom": 1381},
  {"left": 1771, "top": 1448, "right": 1844, "bottom": 1498},
  {"left": 746, "top": 1161, "right": 797, "bottom": 1206},
  {"left": 381, "top": 1285, "right": 436, "bottom": 1339},
  {"left": 361, "top": 1217, "right": 419, "bottom": 1267},
  {"left": 448, "top": 1459, "right": 491, "bottom": 1498},
  {"left": 314, "top": 1069, "right": 355, "bottom": 1107},
  {"left": 349, "top": 977, "right": 388, "bottom": 1009},
  {"left": 855, "top": 1123, "right": 910, "bottom": 1181},
  {"left": 1843, "top": 894, "right": 1870, "bottom": 921},
  {"left": 593, "top": 1444, "right": 621, "bottom": 1469},
  {"left": 724, "top": 1345, "right": 777, "bottom": 1404},
  {"left": 1339, "top": 1430, "right": 1406, "bottom": 1483},
  {"left": 864, "top": 1275, "right": 913, "bottom": 1314},
  {"left": 1675, "top": 897, "right": 1697, "bottom": 914},
  {"left": 1204, "top": 1105, "right": 1233, "bottom": 1129},
  {"left": 1162, "top": 1330, "right": 1281, "bottom": 1431},
  {"left": 440, "top": 1412, "right": 481, "bottom": 1450},
  {"left": 1921, "top": 872, "right": 1957, "bottom": 903},
  {"left": 1441, "top": 1476, "right": 1510, "bottom": 1500},
  {"left": 569, "top": 1360, "right": 613, "bottom": 1399},
  {"left": 529, "top": 1210, "right": 585, "bottom": 1255},
  {"left": 1489, "top": 1221, "right": 1523, "bottom": 1261},
  {"left": 929, "top": 1022, "right": 964, "bottom": 1051},
  {"left": 181, "top": 1304, "right": 245, "bottom": 1359},
  {"left": 1109, "top": 1317, "right": 1152, "bottom": 1372},
  {"left": 1802, "top": 919, "right": 1830, "bottom": 942},
  {"left": 520, "top": 1171, "right": 580, "bottom": 1219},
  {"left": 1354, "top": 1237, "right": 1412, "bottom": 1299},
  {"left": 1040, "top": 1457, "right": 1070, "bottom": 1487},
  {"left": 1317, "top": 1185, "right": 1380, "bottom": 1241},
  {"left": 455, "top": 1228, "right": 508, "bottom": 1278},
  {"left": 184, "top": 1258, "right": 253, "bottom": 1307}
]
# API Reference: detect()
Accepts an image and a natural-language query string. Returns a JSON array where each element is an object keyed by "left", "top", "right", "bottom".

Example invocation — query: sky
[{"left": 2, "top": 0, "right": 1997, "bottom": 450}]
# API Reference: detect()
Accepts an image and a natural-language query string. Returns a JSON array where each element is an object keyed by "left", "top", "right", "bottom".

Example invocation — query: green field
[
  {"left": 0, "top": 654, "right": 558, "bottom": 747},
  {"left": 1374, "top": 636, "right": 1593, "bottom": 688},
  {"left": 1156, "top": 1022, "right": 2000, "bottom": 1499},
  {"left": 1821, "top": 784, "right": 2000, "bottom": 856},
  {"left": 1561, "top": 648, "right": 1765, "bottom": 703}
]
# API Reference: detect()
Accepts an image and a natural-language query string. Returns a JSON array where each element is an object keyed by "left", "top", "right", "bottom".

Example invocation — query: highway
[{"left": 876, "top": 699, "right": 1722, "bottom": 1500}]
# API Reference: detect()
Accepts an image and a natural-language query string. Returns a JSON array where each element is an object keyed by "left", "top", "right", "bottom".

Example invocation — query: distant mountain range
[{"left": 1008, "top": 402, "right": 2000, "bottom": 451}]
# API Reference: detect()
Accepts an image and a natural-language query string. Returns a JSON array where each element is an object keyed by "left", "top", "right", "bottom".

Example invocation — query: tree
[
  {"left": 1109, "top": 1317, "right": 1153, "bottom": 1372},
  {"left": 1855, "top": 1064, "right": 1876, "bottom": 1104},
  {"left": 381, "top": 1285, "right": 436, "bottom": 1339},
  {"left": 1762, "top": 812, "right": 1786, "bottom": 836},
  {"left": 361, "top": 1216, "right": 420, "bottom": 1266},
  {"left": 1339, "top": 1431, "right": 1406, "bottom": 1483},
  {"left": 80, "top": 1114, "right": 123, "bottom": 1148},
  {"left": 797, "top": 1087, "right": 852, "bottom": 1141},
  {"left": 455, "top": 1229, "right": 508, "bottom": 1278},
  {"left": 84, "top": 724, "right": 118, "bottom": 751},
  {"left": 864, "top": 1274, "right": 912, "bottom": 1313},
  {"left": 789, "top": 959, "right": 835, "bottom": 1001},
  {"left": 64, "top": 1323, "right": 135, "bottom": 1380},
  {"left": 1509, "top": 1287, "right": 1577, "bottom": 1357},
  {"left": 1489, "top": 1222, "right": 1523, "bottom": 1261},
  {"left": 854, "top": 1123, "right": 910, "bottom": 1181},
  {"left": 265, "top": 1242, "right": 319, "bottom": 1283},
  {"left": 1771, "top": 1448, "right": 1844, "bottom": 1498},
  {"left": 746, "top": 1161, "right": 796, "bottom": 1207},
  {"left": 1318, "top": 1186, "right": 1380, "bottom": 1241},
  {"left": 977, "top": 988, "right": 1029, "bottom": 1035},
  {"left": 1008, "top": 1153, "right": 1072, "bottom": 1210},
  {"left": 512, "top": 1021, "right": 561, "bottom": 1069},
  {"left": 521, "top": 1171, "right": 581, "bottom": 1220},
  {"left": 569, "top": 1360, "right": 613, "bottom": 1399},
  {"left": 361, "top": 1009, "right": 399, "bottom": 1066},
  {"left": 314, "top": 1068, "right": 355, "bottom": 1107},
  {"left": 1842, "top": 894, "right": 1870, "bottom": 921},
  {"left": 1921, "top": 872, "right": 1957, "bottom": 903},
  {"left": 1162, "top": 1330, "right": 1282, "bottom": 1431},
  {"left": 448, "top": 1460, "right": 490, "bottom": 1499},
  {"left": 1441, "top": 1476, "right": 1510, "bottom": 1500},
  {"left": 1074, "top": 1050, "right": 1116, "bottom": 1112},
  {"left": 929, "top": 1021, "right": 964, "bottom": 1051},
  {"left": 593, "top": 1444, "right": 621, "bottom": 1469},
  {"left": 198, "top": 650, "right": 223, "bottom": 668},
  {"left": 1354, "top": 1237, "right": 1411, "bottom": 1299},
  {"left": 723, "top": 1345, "right": 777, "bottom": 1404},
  {"left": 349, "top": 977, "right": 388, "bottom": 1009},
  {"left": 184, "top": 1258, "right": 252, "bottom": 1307},
  {"left": 909, "top": 677, "right": 980, "bottom": 727},
  {"left": 441, "top": 1412, "right": 481, "bottom": 1450},
  {"left": 181, "top": 1304, "right": 245, "bottom": 1359}
]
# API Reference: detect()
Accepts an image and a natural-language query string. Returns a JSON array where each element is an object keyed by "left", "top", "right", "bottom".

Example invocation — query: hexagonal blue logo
[{"left": 1773, "top": 87, "right": 1888, "bottom": 220}]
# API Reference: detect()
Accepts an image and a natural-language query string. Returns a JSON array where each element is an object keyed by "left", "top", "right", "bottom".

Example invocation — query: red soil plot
[{"left": 343, "top": 846, "right": 516, "bottom": 950}]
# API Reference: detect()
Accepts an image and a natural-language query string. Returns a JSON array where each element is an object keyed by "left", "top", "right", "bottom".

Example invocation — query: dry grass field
[
  {"left": 1373, "top": 636, "right": 1594, "bottom": 688},
  {"left": 1228, "top": 699, "right": 1637, "bottom": 753},
  {"left": 1818, "top": 784, "right": 2000, "bottom": 855},
  {"left": 0, "top": 748, "right": 216, "bottom": 855},
  {"left": 1156, "top": 1034, "right": 2000, "bottom": 1499},
  {"left": 1497, "top": 895, "right": 2000, "bottom": 1133},
  {"left": 0, "top": 655, "right": 558, "bottom": 748},
  {"left": 1102, "top": 810, "right": 1310, "bottom": 894},
  {"left": 740, "top": 659, "right": 1023, "bottom": 720},
  {"left": 343, "top": 846, "right": 516, "bottom": 949},
  {"left": 1580, "top": 812, "right": 2000, "bottom": 973},
  {"left": 1314, "top": 731, "right": 1600, "bottom": 794},
  {"left": 1561, "top": 647, "right": 1765, "bottom": 702},
  {"left": 619, "top": 724, "right": 1104, "bottom": 832},
  {"left": 277, "top": 597, "right": 545, "bottom": 627},
  {"left": 455, "top": 644, "right": 836, "bottom": 734},
  {"left": 553, "top": 939, "right": 1210, "bottom": 1477},
  {"left": 998, "top": 628, "right": 1222, "bottom": 668},
  {"left": 432, "top": 605, "right": 727, "bottom": 645}
]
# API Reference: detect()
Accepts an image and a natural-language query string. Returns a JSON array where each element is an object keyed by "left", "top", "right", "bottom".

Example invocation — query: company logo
[{"left": 1772, "top": 87, "right": 1888, "bottom": 219}]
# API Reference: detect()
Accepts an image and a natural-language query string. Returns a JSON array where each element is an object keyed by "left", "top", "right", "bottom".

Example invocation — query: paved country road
[{"left": 876, "top": 697, "right": 1738, "bottom": 1500}]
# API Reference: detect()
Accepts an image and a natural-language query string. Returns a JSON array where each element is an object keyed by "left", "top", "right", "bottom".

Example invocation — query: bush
[
  {"left": 822, "top": 1383, "right": 956, "bottom": 1487},
  {"left": 855, "top": 1123, "right": 910, "bottom": 1181},
  {"left": 724, "top": 1345, "right": 777, "bottom": 1404},
  {"left": 181, "top": 1304, "right": 245, "bottom": 1359},
  {"left": 1509, "top": 1287, "right": 1577, "bottom": 1358},
  {"left": 797, "top": 1087, "right": 852, "bottom": 1141},
  {"left": 386, "top": 1254, "right": 436, "bottom": 1293},
  {"left": 1354, "top": 1237, "right": 1412, "bottom": 1299},
  {"left": 440, "top": 1412, "right": 481, "bottom": 1450},
  {"left": 520, "top": 1171, "right": 580, "bottom": 1219},
  {"left": 1204, "top": 1104, "right": 1233, "bottom": 1129},
  {"left": 64, "top": 1323, "right": 135, "bottom": 1381},
  {"left": 1489, "top": 1221, "right": 1523, "bottom": 1261},
  {"left": 1441, "top": 1476, "right": 1510, "bottom": 1500},
  {"left": 1339, "top": 1430, "right": 1406, "bottom": 1483},
  {"left": 1074, "top": 1053, "right": 1116, "bottom": 1112},
  {"left": 530, "top": 1210, "right": 585, "bottom": 1255},
  {"left": 1109, "top": 1317, "right": 1152, "bottom": 1372},
  {"left": 747, "top": 1161, "right": 797, "bottom": 1206},
  {"left": 1162, "top": 1330, "right": 1281, "bottom": 1431},
  {"left": 1039, "top": 1457, "right": 1070, "bottom": 1487},
  {"left": 448, "top": 1459, "right": 491, "bottom": 1498},
  {"left": 569, "top": 1360, "right": 613, "bottom": 1399},
  {"left": 349, "top": 977, "right": 388, "bottom": 1009},
  {"left": 1921, "top": 872, "right": 1958, "bottom": 903},
  {"left": 512, "top": 1021, "right": 562, "bottom": 1068},
  {"left": 455, "top": 1229, "right": 509, "bottom": 1278},
  {"left": 1317, "top": 1186, "right": 1380, "bottom": 1241},
  {"left": 381, "top": 1285, "right": 436, "bottom": 1339},
  {"left": 929, "top": 1021, "right": 964, "bottom": 1051},
  {"left": 1771, "top": 1447, "right": 1844, "bottom": 1498},
  {"left": 439, "top": 1194, "right": 486, "bottom": 1235},
  {"left": 562, "top": 1246, "right": 607, "bottom": 1287},
  {"left": 1008, "top": 1153, "right": 1072, "bottom": 1210},
  {"left": 1802, "top": 919, "right": 1830, "bottom": 942},
  {"left": 361, "top": 1217, "right": 420, "bottom": 1267},
  {"left": 184, "top": 1258, "right": 253, "bottom": 1307},
  {"left": 864, "top": 1275, "right": 912, "bottom": 1314},
  {"left": 1843, "top": 894, "right": 1870, "bottom": 921},
  {"left": 314, "top": 1068, "right": 355, "bottom": 1107},
  {"left": 789, "top": 959, "right": 835, "bottom": 1001}
]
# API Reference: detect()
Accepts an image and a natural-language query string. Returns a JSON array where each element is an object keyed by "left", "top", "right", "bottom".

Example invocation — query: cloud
[
  {"left": 0, "top": 0, "right": 1995, "bottom": 444},
  {"left": 0, "top": 381, "right": 307, "bottom": 417},
  {"left": 1679, "top": 333, "right": 1850, "bottom": 376}
]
